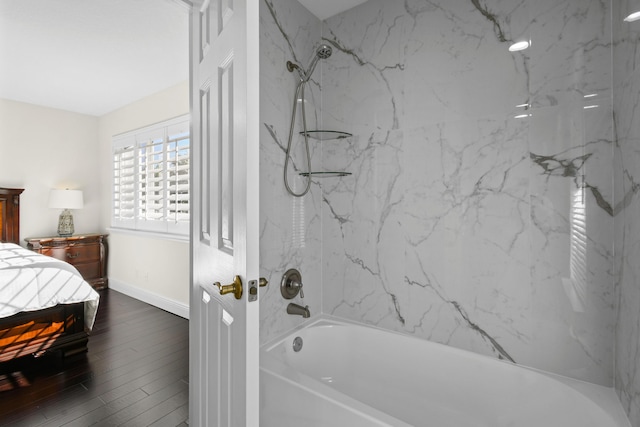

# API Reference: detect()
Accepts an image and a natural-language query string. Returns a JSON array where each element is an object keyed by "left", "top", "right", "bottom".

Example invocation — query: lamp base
[{"left": 57, "top": 209, "right": 75, "bottom": 237}]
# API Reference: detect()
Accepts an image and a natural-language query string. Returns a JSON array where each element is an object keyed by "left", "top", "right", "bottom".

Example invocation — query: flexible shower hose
[{"left": 284, "top": 79, "right": 312, "bottom": 197}]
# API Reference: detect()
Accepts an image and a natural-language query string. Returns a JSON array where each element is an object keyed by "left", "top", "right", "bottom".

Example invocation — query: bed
[{"left": 0, "top": 188, "right": 99, "bottom": 362}]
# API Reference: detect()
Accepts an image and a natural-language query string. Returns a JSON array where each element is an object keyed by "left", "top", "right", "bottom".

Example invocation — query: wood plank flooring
[{"left": 0, "top": 289, "right": 189, "bottom": 426}]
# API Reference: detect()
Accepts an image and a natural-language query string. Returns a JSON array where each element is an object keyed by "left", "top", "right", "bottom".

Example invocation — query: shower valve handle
[
  {"left": 281, "top": 268, "right": 305, "bottom": 300},
  {"left": 295, "top": 281, "right": 304, "bottom": 299}
]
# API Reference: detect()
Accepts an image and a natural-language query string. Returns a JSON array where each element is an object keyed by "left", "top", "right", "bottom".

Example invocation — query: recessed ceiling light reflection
[
  {"left": 624, "top": 11, "right": 640, "bottom": 22},
  {"left": 584, "top": 105, "right": 599, "bottom": 109},
  {"left": 509, "top": 41, "right": 530, "bottom": 52},
  {"left": 514, "top": 113, "right": 532, "bottom": 119},
  {"left": 584, "top": 93, "right": 597, "bottom": 98}
]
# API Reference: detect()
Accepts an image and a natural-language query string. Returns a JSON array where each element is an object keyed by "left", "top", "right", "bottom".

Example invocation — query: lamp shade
[{"left": 49, "top": 189, "right": 84, "bottom": 210}]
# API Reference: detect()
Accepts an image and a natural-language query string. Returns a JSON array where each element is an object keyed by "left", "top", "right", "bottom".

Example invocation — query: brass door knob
[{"left": 214, "top": 275, "right": 243, "bottom": 300}]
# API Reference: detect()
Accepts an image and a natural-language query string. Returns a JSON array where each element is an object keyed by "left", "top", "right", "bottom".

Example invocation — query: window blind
[{"left": 112, "top": 115, "right": 190, "bottom": 236}]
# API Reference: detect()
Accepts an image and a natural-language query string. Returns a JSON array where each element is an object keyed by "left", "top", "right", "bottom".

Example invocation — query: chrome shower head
[
  {"left": 304, "top": 44, "right": 333, "bottom": 82},
  {"left": 316, "top": 44, "right": 332, "bottom": 59}
]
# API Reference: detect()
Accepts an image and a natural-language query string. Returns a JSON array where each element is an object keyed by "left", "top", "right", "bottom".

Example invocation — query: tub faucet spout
[{"left": 287, "top": 303, "right": 310, "bottom": 318}]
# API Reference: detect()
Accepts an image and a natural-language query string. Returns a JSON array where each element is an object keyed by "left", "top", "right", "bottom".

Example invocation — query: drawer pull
[{"left": 67, "top": 252, "right": 80, "bottom": 259}]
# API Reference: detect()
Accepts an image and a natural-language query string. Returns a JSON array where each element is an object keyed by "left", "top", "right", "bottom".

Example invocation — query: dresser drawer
[
  {"left": 74, "top": 261, "right": 102, "bottom": 281},
  {"left": 42, "top": 244, "right": 100, "bottom": 264},
  {"left": 25, "top": 233, "right": 108, "bottom": 290}
]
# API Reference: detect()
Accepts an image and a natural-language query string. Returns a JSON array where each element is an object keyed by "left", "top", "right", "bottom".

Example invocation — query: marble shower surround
[
  {"left": 320, "top": 0, "right": 614, "bottom": 386},
  {"left": 259, "top": 0, "right": 616, "bottom": 388},
  {"left": 259, "top": 0, "right": 324, "bottom": 343},
  {"left": 613, "top": 0, "right": 640, "bottom": 423}
]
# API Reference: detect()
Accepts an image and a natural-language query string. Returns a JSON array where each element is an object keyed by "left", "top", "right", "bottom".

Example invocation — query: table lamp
[{"left": 49, "top": 189, "right": 84, "bottom": 236}]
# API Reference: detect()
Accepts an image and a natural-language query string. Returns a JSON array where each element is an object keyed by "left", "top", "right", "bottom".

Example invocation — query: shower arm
[
  {"left": 286, "top": 56, "right": 320, "bottom": 83},
  {"left": 286, "top": 61, "right": 305, "bottom": 82}
]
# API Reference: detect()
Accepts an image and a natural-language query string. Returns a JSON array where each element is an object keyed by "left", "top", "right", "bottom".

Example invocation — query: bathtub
[{"left": 260, "top": 317, "right": 630, "bottom": 427}]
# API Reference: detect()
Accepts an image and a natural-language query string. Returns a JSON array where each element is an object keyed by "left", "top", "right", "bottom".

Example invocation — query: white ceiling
[
  {"left": 0, "top": 0, "right": 366, "bottom": 117},
  {"left": 0, "top": 0, "right": 189, "bottom": 117}
]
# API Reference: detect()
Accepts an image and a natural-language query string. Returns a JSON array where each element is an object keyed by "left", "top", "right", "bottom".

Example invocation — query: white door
[{"left": 189, "top": 0, "right": 260, "bottom": 426}]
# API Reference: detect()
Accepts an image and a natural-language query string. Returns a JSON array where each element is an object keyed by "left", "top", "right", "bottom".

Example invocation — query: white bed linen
[{"left": 0, "top": 242, "right": 99, "bottom": 329}]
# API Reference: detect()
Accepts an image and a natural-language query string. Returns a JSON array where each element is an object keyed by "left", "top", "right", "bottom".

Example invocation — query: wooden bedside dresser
[{"left": 25, "top": 233, "right": 108, "bottom": 290}]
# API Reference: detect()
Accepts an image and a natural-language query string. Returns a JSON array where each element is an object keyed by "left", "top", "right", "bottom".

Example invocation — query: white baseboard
[{"left": 109, "top": 278, "right": 190, "bottom": 319}]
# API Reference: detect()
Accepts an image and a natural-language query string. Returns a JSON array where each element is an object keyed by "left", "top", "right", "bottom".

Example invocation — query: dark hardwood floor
[{"left": 0, "top": 289, "right": 189, "bottom": 426}]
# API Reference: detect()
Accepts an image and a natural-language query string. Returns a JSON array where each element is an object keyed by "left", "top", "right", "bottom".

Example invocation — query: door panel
[{"left": 189, "top": 0, "right": 260, "bottom": 426}]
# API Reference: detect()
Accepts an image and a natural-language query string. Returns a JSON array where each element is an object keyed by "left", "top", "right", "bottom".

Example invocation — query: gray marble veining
[
  {"left": 320, "top": 0, "right": 614, "bottom": 386},
  {"left": 259, "top": 0, "right": 621, "bottom": 390},
  {"left": 614, "top": 0, "right": 640, "bottom": 424}
]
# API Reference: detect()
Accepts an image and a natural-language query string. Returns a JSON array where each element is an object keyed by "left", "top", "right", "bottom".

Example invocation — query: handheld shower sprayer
[
  {"left": 284, "top": 44, "right": 333, "bottom": 197},
  {"left": 304, "top": 44, "right": 332, "bottom": 81},
  {"left": 286, "top": 44, "right": 333, "bottom": 83}
]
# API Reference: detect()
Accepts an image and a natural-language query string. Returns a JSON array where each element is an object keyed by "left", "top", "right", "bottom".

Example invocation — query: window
[{"left": 112, "top": 115, "right": 190, "bottom": 236}]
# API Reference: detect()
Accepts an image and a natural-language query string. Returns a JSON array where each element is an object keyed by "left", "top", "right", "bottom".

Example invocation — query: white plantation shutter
[
  {"left": 113, "top": 143, "right": 136, "bottom": 228},
  {"left": 112, "top": 115, "right": 190, "bottom": 236},
  {"left": 166, "top": 123, "right": 190, "bottom": 234}
]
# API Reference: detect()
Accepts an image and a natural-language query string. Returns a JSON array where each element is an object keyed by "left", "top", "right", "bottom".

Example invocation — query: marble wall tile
[
  {"left": 321, "top": 0, "right": 614, "bottom": 385},
  {"left": 259, "top": 0, "right": 323, "bottom": 344},
  {"left": 613, "top": 0, "right": 640, "bottom": 423},
  {"left": 525, "top": 0, "right": 612, "bottom": 109},
  {"left": 259, "top": 0, "right": 620, "bottom": 389}
]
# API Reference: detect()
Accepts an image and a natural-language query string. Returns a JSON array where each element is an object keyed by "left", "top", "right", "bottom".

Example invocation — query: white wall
[
  {"left": 98, "top": 81, "right": 190, "bottom": 316},
  {"left": 0, "top": 98, "right": 101, "bottom": 240}
]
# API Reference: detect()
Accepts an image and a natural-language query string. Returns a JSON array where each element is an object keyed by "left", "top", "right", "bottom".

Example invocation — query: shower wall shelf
[
  {"left": 298, "top": 131, "right": 352, "bottom": 178},
  {"left": 299, "top": 130, "right": 352, "bottom": 140},
  {"left": 300, "top": 171, "right": 352, "bottom": 178}
]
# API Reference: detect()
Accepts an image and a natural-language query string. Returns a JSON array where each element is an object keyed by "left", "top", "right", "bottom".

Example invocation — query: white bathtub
[{"left": 260, "top": 317, "right": 630, "bottom": 427}]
